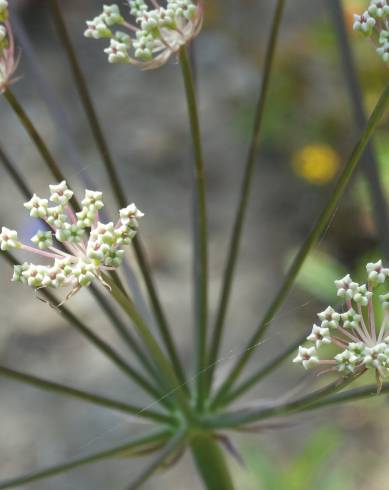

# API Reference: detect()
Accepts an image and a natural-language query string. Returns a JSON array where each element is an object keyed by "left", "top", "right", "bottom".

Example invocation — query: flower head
[
  {"left": 84, "top": 0, "right": 203, "bottom": 70},
  {"left": 294, "top": 260, "right": 389, "bottom": 391},
  {"left": 1, "top": 182, "right": 144, "bottom": 301},
  {"left": 353, "top": 1, "right": 389, "bottom": 66},
  {"left": 0, "top": 1, "right": 19, "bottom": 93}
]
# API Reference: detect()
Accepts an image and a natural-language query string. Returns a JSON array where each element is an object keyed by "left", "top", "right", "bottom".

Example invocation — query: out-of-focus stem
[
  {"left": 0, "top": 429, "right": 170, "bottom": 489},
  {"left": 0, "top": 365, "right": 172, "bottom": 424}
]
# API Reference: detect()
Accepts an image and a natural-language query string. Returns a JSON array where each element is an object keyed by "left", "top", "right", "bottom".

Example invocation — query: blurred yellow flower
[{"left": 292, "top": 144, "right": 340, "bottom": 185}]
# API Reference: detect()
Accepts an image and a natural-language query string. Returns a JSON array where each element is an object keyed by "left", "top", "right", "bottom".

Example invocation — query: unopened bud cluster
[
  {"left": 0, "top": 0, "right": 17, "bottom": 92},
  {"left": 0, "top": 182, "right": 144, "bottom": 298},
  {"left": 293, "top": 260, "right": 389, "bottom": 390},
  {"left": 353, "top": 1, "right": 389, "bottom": 63},
  {"left": 84, "top": 1, "right": 203, "bottom": 69}
]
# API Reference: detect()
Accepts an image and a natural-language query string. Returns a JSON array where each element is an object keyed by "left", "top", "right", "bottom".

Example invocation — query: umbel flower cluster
[
  {"left": 0, "top": 0, "right": 17, "bottom": 93},
  {"left": 84, "top": 0, "right": 203, "bottom": 69},
  {"left": 353, "top": 0, "right": 389, "bottom": 63},
  {"left": 0, "top": 182, "right": 144, "bottom": 299},
  {"left": 293, "top": 260, "right": 389, "bottom": 390}
]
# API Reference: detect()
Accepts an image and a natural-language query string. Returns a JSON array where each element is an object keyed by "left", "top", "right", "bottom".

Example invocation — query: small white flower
[
  {"left": 317, "top": 306, "right": 340, "bottom": 329},
  {"left": 366, "top": 259, "right": 389, "bottom": 284},
  {"left": 340, "top": 308, "right": 362, "bottom": 329},
  {"left": 0, "top": 227, "right": 20, "bottom": 251},
  {"left": 31, "top": 230, "right": 53, "bottom": 250},
  {"left": 84, "top": 15, "right": 112, "bottom": 39},
  {"left": 368, "top": 0, "right": 389, "bottom": 18},
  {"left": 49, "top": 181, "right": 74, "bottom": 206},
  {"left": 353, "top": 12, "right": 376, "bottom": 34},
  {"left": 335, "top": 349, "right": 359, "bottom": 373},
  {"left": 335, "top": 274, "right": 359, "bottom": 299},
  {"left": 104, "top": 38, "right": 130, "bottom": 63},
  {"left": 352, "top": 284, "right": 373, "bottom": 306},
  {"left": 293, "top": 346, "right": 319, "bottom": 370},
  {"left": 129, "top": 0, "right": 149, "bottom": 17},
  {"left": 47, "top": 206, "right": 67, "bottom": 228},
  {"left": 102, "top": 4, "right": 124, "bottom": 26},
  {"left": 119, "top": 203, "right": 144, "bottom": 226},
  {"left": 307, "top": 324, "right": 331, "bottom": 349},
  {"left": 81, "top": 190, "right": 104, "bottom": 210},
  {"left": 363, "top": 343, "right": 389, "bottom": 370},
  {"left": 12, "top": 262, "right": 29, "bottom": 284},
  {"left": 24, "top": 194, "right": 49, "bottom": 219}
]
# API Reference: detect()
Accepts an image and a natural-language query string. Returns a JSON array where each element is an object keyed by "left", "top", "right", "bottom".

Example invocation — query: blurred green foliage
[{"left": 240, "top": 429, "right": 352, "bottom": 490}]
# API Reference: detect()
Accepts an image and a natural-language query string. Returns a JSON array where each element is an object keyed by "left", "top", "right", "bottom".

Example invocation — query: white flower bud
[
  {"left": 293, "top": 346, "right": 319, "bottom": 369},
  {"left": 49, "top": 181, "right": 74, "bottom": 205},
  {"left": 24, "top": 194, "right": 49, "bottom": 219},
  {"left": 102, "top": 4, "right": 124, "bottom": 26},
  {"left": 104, "top": 39, "right": 130, "bottom": 63},
  {"left": 317, "top": 306, "right": 340, "bottom": 329},
  {"left": 0, "top": 227, "right": 20, "bottom": 251},
  {"left": 31, "top": 230, "right": 53, "bottom": 250},
  {"left": 307, "top": 324, "right": 331, "bottom": 349}
]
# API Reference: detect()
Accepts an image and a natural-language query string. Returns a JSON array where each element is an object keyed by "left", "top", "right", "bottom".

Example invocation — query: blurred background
[{"left": 1, "top": 0, "right": 389, "bottom": 488}]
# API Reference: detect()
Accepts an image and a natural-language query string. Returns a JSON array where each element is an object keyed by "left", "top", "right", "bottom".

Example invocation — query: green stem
[
  {"left": 3, "top": 253, "right": 172, "bottom": 410},
  {"left": 213, "top": 331, "right": 309, "bottom": 409},
  {"left": 207, "top": 0, "right": 286, "bottom": 394},
  {"left": 206, "top": 375, "right": 358, "bottom": 430},
  {"left": 211, "top": 83, "right": 389, "bottom": 407},
  {"left": 48, "top": 0, "right": 186, "bottom": 390},
  {"left": 3, "top": 88, "right": 79, "bottom": 209},
  {"left": 0, "top": 365, "right": 172, "bottom": 424},
  {"left": 179, "top": 46, "right": 208, "bottom": 411},
  {"left": 0, "top": 429, "right": 170, "bottom": 489},
  {"left": 190, "top": 433, "right": 235, "bottom": 490},
  {"left": 106, "top": 275, "right": 193, "bottom": 419},
  {"left": 128, "top": 430, "right": 187, "bottom": 490},
  {"left": 306, "top": 381, "right": 389, "bottom": 410}
]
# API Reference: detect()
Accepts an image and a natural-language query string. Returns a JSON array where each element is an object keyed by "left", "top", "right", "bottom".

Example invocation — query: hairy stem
[
  {"left": 0, "top": 365, "right": 172, "bottom": 424},
  {"left": 211, "top": 82, "right": 389, "bottom": 407},
  {"left": 207, "top": 0, "right": 286, "bottom": 394},
  {"left": 0, "top": 429, "right": 170, "bottom": 489},
  {"left": 179, "top": 46, "right": 208, "bottom": 411}
]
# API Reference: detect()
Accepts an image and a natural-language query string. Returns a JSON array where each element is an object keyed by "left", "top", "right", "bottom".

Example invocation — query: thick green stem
[
  {"left": 211, "top": 83, "right": 389, "bottom": 407},
  {"left": 207, "top": 0, "right": 286, "bottom": 393},
  {"left": 0, "top": 429, "right": 170, "bottom": 489},
  {"left": 106, "top": 275, "right": 193, "bottom": 419},
  {"left": 179, "top": 46, "right": 208, "bottom": 411},
  {"left": 48, "top": 0, "right": 186, "bottom": 389},
  {"left": 0, "top": 365, "right": 172, "bottom": 424},
  {"left": 190, "top": 433, "right": 235, "bottom": 490}
]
